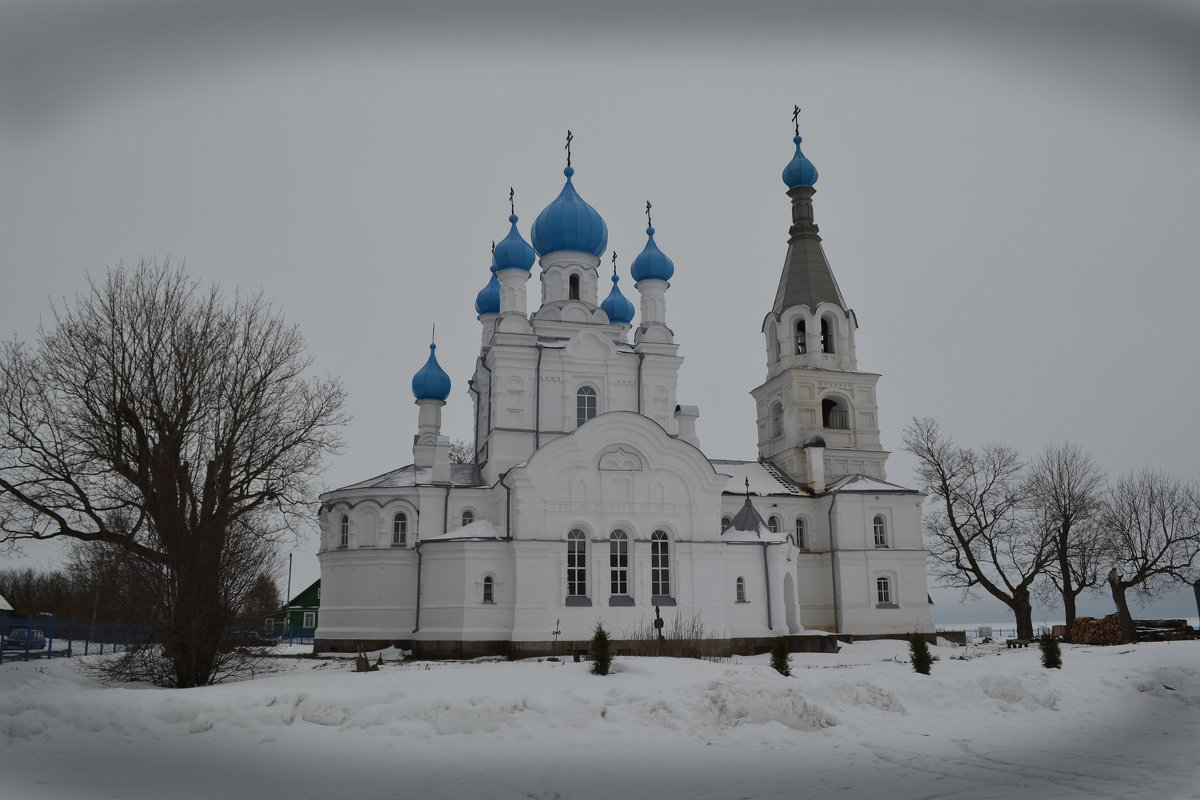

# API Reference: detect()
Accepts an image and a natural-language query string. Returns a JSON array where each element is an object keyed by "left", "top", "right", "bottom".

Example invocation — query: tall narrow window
[
  {"left": 576, "top": 386, "right": 597, "bottom": 427},
  {"left": 873, "top": 515, "right": 888, "bottom": 548},
  {"left": 876, "top": 576, "right": 892, "bottom": 605},
  {"left": 483, "top": 575, "right": 495, "bottom": 604},
  {"left": 770, "top": 402, "right": 783, "bottom": 438},
  {"left": 796, "top": 319, "right": 807, "bottom": 354},
  {"left": 568, "top": 273, "right": 581, "bottom": 300},
  {"left": 392, "top": 512, "right": 407, "bottom": 546},
  {"left": 461, "top": 509, "right": 475, "bottom": 527},
  {"left": 651, "top": 530, "right": 670, "bottom": 597},
  {"left": 721, "top": 515, "right": 732, "bottom": 531},
  {"left": 339, "top": 515, "right": 349, "bottom": 548},
  {"left": 795, "top": 517, "right": 807, "bottom": 549},
  {"left": 820, "top": 317, "right": 835, "bottom": 353},
  {"left": 567, "top": 529, "right": 587, "bottom": 599},
  {"left": 736, "top": 576, "right": 747, "bottom": 603},
  {"left": 609, "top": 530, "right": 629, "bottom": 596},
  {"left": 767, "top": 516, "right": 781, "bottom": 534}
]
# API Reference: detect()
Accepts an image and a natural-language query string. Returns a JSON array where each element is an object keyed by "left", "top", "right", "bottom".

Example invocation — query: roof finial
[
  {"left": 744, "top": 476, "right": 751, "bottom": 497},
  {"left": 565, "top": 129, "right": 573, "bottom": 168},
  {"left": 431, "top": 323, "right": 436, "bottom": 345},
  {"left": 611, "top": 250, "right": 618, "bottom": 276},
  {"left": 491, "top": 240, "right": 496, "bottom": 254},
  {"left": 793, "top": 104, "right": 801, "bottom": 136},
  {"left": 645, "top": 200, "right": 653, "bottom": 229},
  {"left": 509, "top": 186, "right": 515, "bottom": 216}
]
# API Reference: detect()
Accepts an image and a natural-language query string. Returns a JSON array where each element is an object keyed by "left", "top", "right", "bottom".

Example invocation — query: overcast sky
[{"left": 3, "top": 1, "right": 1198, "bottom": 623}]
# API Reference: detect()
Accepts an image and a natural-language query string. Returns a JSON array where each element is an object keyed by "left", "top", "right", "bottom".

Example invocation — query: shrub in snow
[
  {"left": 1039, "top": 633, "right": 1062, "bottom": 669},
  {"left": 591, "top": 622, "right": 612, "bottom": 676},
  {"left": 770, "top": 636, "right": 791, "bottom": 676},
  {"left": 909, "top": 633, "right": 932, "bottom": 676}
]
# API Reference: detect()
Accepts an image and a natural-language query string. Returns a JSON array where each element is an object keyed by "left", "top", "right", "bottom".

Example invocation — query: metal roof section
[
  {"left": 721, "top": 492, "right": 789, "bottom": 543},
  {"left": 827, "top": 473, "right": 920, "bottom": 494},
  {"left": 770, "top": 223, "right": 847, "bottom": 317},
  {"left": 334, "top": 463, "right": 485, "bottom": 491},
  {"left": 710, "top": 459, "right": 806, "bottom": 496},
  {"left": 423, "top": 519, "right": 503, "bottom": 541}
]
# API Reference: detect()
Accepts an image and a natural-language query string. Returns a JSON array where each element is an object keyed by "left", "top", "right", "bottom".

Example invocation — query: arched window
[
  {"left": 820, "top": 316, "right": 835, "bottom": 353},
  {"left": 876, "top": 576, "right": 892, "bottom": 605},
  {"left": 651, "top": 530, "right": 671, "bottom": 598},
  {"left": 721, "top": 515, "right": 732, "bottom": 531},
  {"left": 567, "top": 529, "right": 587, "bottom": 601},
  {"left": 461, "top": 509, "right": 475, "bottom": 528},
  {"left": 392, "top": 512, "right": 407, "bottom": 546},
  {"left": 736, "top": 576, "right": 747, "bottom": 603},
  {"left": 609, "top": 530, "right": 629, "bottom": 597},
  {"left": 568, "top": 273, "right": 581, "bottom": 300},
  {"left": 822, "top": 397, "right": 849, "bottom": 430},
  {"left": 576, "top": 386, "right": 597, "bottom": 427},
  {"left": 796, "top": 319, "right": 807, "bottom": 354},
  {"left": 482, "top": 575, "right": 495, "bottom": 604},
  {"left": 795, "top": 517, "right": 807, "bottom": 549},
  {"left": 767, "top": 515, "right": 781, "bottom": 534},
  {"left": 770, "top": 402, "right": 784, "bottom": 438},
  {"left": 873, "top": 515, "right": 888, "bottom": 548},
  {"left": 339, "top": 515, "right": 349, "bottom": 548}
]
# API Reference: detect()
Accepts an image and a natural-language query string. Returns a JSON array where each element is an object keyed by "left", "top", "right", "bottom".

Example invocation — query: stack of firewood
[{"left": 1070, "top": 615, "right": 1124, "bottom": 644}]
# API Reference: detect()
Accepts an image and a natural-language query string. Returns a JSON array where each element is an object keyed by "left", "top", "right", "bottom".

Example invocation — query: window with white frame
[
  {"left": 461, "top": 509, "right": 475, "bottom": 528},
  {"left": 392, "top": 512, "right": 407, "bottom": 546},
  {"left": 876, "top": 576, "right": 892, "bottom": 605},
  {"left": 576, "top": 386, "right": 597, "bottom": 427},
  {"left": 651, "top": 530, "right": 671, "bottom": 597},
  {"left": 770, "top": 402, "right": 783, "bottom": 438},
  {"left": 568, "top": 273, "right": 581, "bottom": 300},
  {"left": 339, "top": 515, "right": 349, "bottom": 548},
  {"left": 567, "top": 529, "right": 587, "bottom": 599},
  {"left": 795, "top": 517, "right": 807, "bottom": 549},
  {"left": 302, "top": 611, "right": 316, "bottom": 629},
  {"left": 768, "top": 515, "right": 781, "bottom": 534},
  {"left": 795, "top": 319, "right": 807, "bottom": 354},
  {"left": 873, "top": 515, "right": 888, "bottom": 548},
  {"left": 721, "top": 515, "right": 731, "bottom": 530},
  {"left": 482, "top": 575, "right": 495, "bottom": 604},
  {"left": 609, "top": 530, "right": 629, "bottom": 596},
  {"left": 736, "top": 576, "right": 747, "bottom": 603},
  {"left": 820, "top": 316, "right": 835, "bottom": 353}
]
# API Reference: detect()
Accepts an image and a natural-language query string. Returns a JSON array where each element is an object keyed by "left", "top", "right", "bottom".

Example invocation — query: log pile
[
  {"left": 1070, "top": 615, "right": 1124, "bottom": 644},
  {"left": 1135, "top": 619, "right": 1200, "bottom": 642}
]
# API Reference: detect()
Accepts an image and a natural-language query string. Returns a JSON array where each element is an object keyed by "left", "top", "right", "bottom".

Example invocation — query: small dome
[
  {"left": 600, "top": 273, "right": 635, "bottom": 325},
  {"left": 630, "top": 226, "right": 674, "bottom": 283},
  {"left": 532, "top": 167, "right": 608, "bottom": 258},
  {"left": 782, "top": 135, "right": 819, "bottom": 189},
  {"left": 493, "top": 214, "right": 536, "bottom": 273},
  {"left": 411, "top": 343, "right": 451, "bottom": 403},
  {"left": 803, "top": 433, "right": 827, "bottom": 448},
  {"left": 474, "top": 264, "right": 500, "bottom": 315}
]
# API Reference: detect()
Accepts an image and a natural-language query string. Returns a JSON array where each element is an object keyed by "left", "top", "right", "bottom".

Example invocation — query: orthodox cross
[
  {"left": 552, "top": 618, "right": 562, "bottom": 657},
  {"left": 793, "top": 105, "right": 801, "bottom": 136},
  {"left": 654, "top": 604, "right": 665, "bottom": 643},
  {"left": 745, "top": 476, "right": 751, "bottom": 497},
  {"left": 611, "top": 250, "right": 618, "bottom": 276},
  {"left": 509, "top": 186, "right": 515, "bottom": 216},
  {"left": 645, "top": 200, "right": 653, "bottom": 229},
  {"left": 491, "top": 240, "right": 496, "bottom": 254},
  {"left": 565, "top": 130, "right": 573, "bottom": 167}
]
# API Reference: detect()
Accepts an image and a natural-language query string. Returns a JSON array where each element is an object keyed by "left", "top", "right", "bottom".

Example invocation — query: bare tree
[
  {"left": 448, "top": 439, "right": 475, "bottom": 465},
  {"left": 0, "top": 261, "right": 345, "bottom": 686},
  {"left": 1025, "top": 443, "right": 1107, "bottom": 641},
  {"left": 1101, "top": 470, "right": 1200, "bottom": 642},
  {"left": 902, "top": 418, "right": 1055, "bottom": 639}
]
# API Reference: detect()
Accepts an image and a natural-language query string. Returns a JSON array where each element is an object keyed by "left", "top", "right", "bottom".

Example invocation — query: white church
[{"left": 314, "top": 127, "right": 934, "bottom": 656}]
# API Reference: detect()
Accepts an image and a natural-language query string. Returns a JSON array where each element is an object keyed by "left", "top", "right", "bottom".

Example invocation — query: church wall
[{"left": 314, "top": 548, "right": 417, "bottom": 641}]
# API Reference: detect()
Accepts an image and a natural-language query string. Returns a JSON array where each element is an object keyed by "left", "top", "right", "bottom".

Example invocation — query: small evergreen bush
[
  {"left": 1039, "top": 632, "right": 1062, "bottom": 669},
  {"left": 590, "top": 622, "right": 612, "bottom": 676},
  {"left": 770, "top": 636, "right": 791, "bottom": 676},
  {"left": 909, "top": 632, "right": 932, "bottom": 675}
]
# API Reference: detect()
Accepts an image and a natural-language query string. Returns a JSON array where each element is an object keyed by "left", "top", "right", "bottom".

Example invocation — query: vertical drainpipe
[
  {"left": 760, "top": 541, "right": 773, "bottom": 631},
  {"left": 501, "top": 469, "right": 514, "bottom": 540},
  {"left": 534, "top": 344, "right": 544, "bottom": 448},
  {"left": 636, "top": 352, "right": 645, "bottom": 413},
  {"left": 413, "top": 542, "right": 423, "bottom": 633},
  {"left": 827, "top": 492, "right": 841, "bottom": 634}
]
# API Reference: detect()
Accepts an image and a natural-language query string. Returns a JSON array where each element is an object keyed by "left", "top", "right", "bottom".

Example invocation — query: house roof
[
  {"left": 0, "top": 592, "right": 12, "bottom": 613},
  {"left": 710, "top": 459, "right": 807, "bottom": 496},
  {"left": 334, "top": 462, "right": 485, "bottom": 491},
  {"left": 827, "top": 474, "right": 920, "bottom": 494}
]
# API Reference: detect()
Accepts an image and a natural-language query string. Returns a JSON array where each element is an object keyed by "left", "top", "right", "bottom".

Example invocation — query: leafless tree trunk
[
  {"left": 1026, "top": 443, "right": 1107, "bottom": 642},
  {"left": 0, "top": 261, "right": 345, "bottom": 686},
  {"left": 1101, "top": 470, "right": 1200, "bottom": 643},
  {"left": 902, "top": 418, "right": 1055, "bottom": 640}
]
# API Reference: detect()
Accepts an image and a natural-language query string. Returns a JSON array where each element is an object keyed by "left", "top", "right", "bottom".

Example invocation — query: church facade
[{"left": 314, "top": 129, "right": 934, "bottom": 656}]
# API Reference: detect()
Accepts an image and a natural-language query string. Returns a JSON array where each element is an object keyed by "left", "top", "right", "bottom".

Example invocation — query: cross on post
[
  {"left": 565, "top": 130, "right": 573, "bottom": 167},
  {"left": 611, "top": 250, "right": 618, "bottom": 276},
  {"left": 793, "top": 104, "right": 801, "bottom": 136},
  {"left": 645, "top": 200, "right": 653, "bottom": 229},
  {"left": 654, "top": 605, "right": 665, "bottom": 644},
  {"left": 509, "top": 186, "right": 515, "bottom": 216}
]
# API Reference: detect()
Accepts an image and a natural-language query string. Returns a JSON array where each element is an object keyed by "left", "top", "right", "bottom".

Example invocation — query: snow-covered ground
[{"left": 2, "top": 639, "right": 1197, "bottom": 800}]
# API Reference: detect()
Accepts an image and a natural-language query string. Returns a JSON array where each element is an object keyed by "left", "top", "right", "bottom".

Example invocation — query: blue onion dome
[
  {"left": 782, "top": 134, "right": 818, "bottom": 188},
  {"left": 411, "top": 343, "right": 451, "bottom": 402},
  {"left": 630, "top": 226, "right": 674, "bottom": 283},
  {"left": 475, "top": 264, "right": 500, "bottom": 315},
  {"left": 492, "top": 214, "right": 536, "bottom": 272},
  {"left": 531, "top": 167, "right": 608, "bottom": 258},
  {"left": 600, "top": 273, "right": 636, "bottom": 325}
]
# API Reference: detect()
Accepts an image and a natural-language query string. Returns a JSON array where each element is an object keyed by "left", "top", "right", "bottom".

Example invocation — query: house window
[
  {"left": 392, "top": 512, "right": 407, "bottom": 546},
  {"left": 264, "top": 617, "right": 274, "bottom": 630},
  {"left": 576, "top": 386, "right": 597, "bottom": 427},
  {"left": 768, "top": 515, "right": 781, "bottom": 534},
  {"left": 339, "top": 515, "right": 349, "bottom": 548},
  {"left": 483, "top": 575, "right": 495, "bottom": 604},
  {"left": 795, "top": 517, "right": 807, "bottom": 549},
  {"left": 302, "top": 611, "right": 316, "bottom": 629},
  {"left": 796, "top": 319, "right": 807, "bottom": 354},
  {"left": 873, "top": 515, "right": 888, "bottom": 548},
  {"left": 461, "top": 509, "right": 475, "bottom": 528},
  {"left": 569, "top": 273, "right": 581, "bottom": 300},
  {"left": 876, "top": 577, "right": 892, "bottom": 605},
  {"left": 820, "top": 316, "right": 835, "bottom": 353},
  {"left": 721, "top": 515, "right": 731, "bottom": 531},
  {"left": 770, "top": 402, "right": 783, "bottom": 438},
  {"left": 609, "top": 530, "right": 629, "bottom": 597},
  {"left": 736, "top": 576, "right": 747, "bottom": 603},
  {"left": 567, "top": 529, "right": 587, "bottom": 599},
  {"left": 651, "top": 530, "right": 671, "bottom": 598}
]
